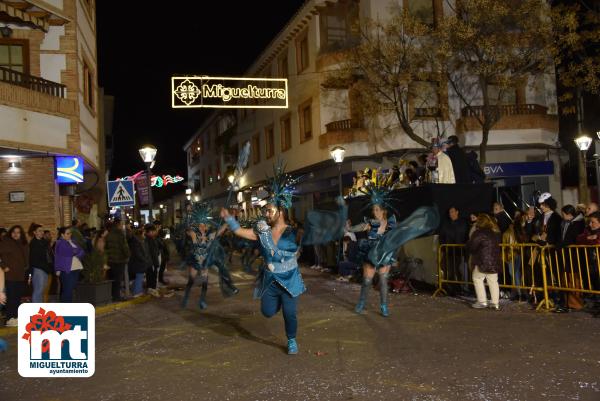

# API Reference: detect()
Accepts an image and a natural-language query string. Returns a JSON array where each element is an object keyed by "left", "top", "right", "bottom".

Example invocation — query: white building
[
  {"left": 184, "top": 0, "right": 561, "bottom": 218},
  {"left": 0, "top": 0, "right": 103, "bottom": 230}
]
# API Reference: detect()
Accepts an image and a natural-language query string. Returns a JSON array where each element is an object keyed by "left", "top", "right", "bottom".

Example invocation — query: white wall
[
  {"left": 0, "top": 105, "right": 69, "bottom": 149},
  {"left": 40, "top": 26, "right": 65, "bottom": 51},
  {"left": 39, "top": 54, "right": 66, "bottom": 84}
]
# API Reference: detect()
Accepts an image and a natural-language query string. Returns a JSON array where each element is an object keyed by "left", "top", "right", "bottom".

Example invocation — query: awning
[{"left": 0, "top": 1, "right": 70, "bottom": 32}]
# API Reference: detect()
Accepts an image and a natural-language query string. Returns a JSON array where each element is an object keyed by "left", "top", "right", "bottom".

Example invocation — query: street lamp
[
  {"left": 575, "top": 135, "right": 592, "bottom": 204},
  {"left": 139, "top": 144, "right": 157, "bottom": 222},
  {"left": 330, "top": 146, "right": 346, "bottom": 266}
]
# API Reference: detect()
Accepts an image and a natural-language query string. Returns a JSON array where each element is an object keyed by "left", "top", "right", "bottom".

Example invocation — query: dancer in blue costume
[
  {"left": 221, "top": 165, "right": 304, "bottom": 354},
  {"left": 348, "top": 186, "right": 440, "bottom": 317},
  {"left": 181, "top": 202, "right": 238, "bottom": 310}
]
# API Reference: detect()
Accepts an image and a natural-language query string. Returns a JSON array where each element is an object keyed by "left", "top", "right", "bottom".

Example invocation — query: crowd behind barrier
[{"left": 434, "top": 243, "right": 600, "bottom": 311}]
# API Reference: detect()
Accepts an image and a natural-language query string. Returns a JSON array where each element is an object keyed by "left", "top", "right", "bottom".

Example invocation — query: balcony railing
[
  {"left": 461, "top": 104, "right": 547, "bottom": 118},
  {"left": 325, "top": 119, "right": 363, "bottom": 132},
  {"left": 0, "top": 66, "right": 66, "bottom": 98},
  {"left": 414, "top": 107, "right": 442, "bottom": 118}
]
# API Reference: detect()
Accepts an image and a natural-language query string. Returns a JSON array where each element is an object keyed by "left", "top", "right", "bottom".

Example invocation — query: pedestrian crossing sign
[{"left": 107, "top": 180, "right": 135, "bottom": 207}]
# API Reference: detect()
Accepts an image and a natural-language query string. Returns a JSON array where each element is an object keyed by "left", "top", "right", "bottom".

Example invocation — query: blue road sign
[{"left": 107, "top": 180, "right": 135, "bottom": 207}]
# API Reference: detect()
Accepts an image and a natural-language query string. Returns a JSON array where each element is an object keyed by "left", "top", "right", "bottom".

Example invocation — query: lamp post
[
  {"left": 575, "top": 135, "right": 592, "bottom": 204},
  {"left": 330, "top": 146, "right": 346, "bottom": 266},
  {"left": 330, "top": 146, "right": 346, "bottom": 198},
  {"left": 139, "top": 144, "right": 157, "bottom": 222}
]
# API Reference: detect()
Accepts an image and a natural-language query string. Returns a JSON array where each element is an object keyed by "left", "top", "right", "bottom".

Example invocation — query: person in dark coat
[
  {"left": 128, "top": 229, "right": 152, "bottom": 297},
  {"left": 467, "top": 214, "right": 502, "bottom": 310},
  {"left": 554, "top": 205, "right": 586, "bottom": 312},
  {"left": 444, "top": 135, "right": 471, "bottom": 184},
  {"left": 144, "top": 224, "right": 161, "bottom": 296},
  {"left": 0, "top": 226, "right": 29, "bottom": 326},
  {"left": 439, "top": 206, "right": 469, "bottom": 293},
  {"left": 493, "top": 202, "right": 512, "bottom": 234},
  {"left": 534, "top": 194, "right": 562, "bottom": 246},
  {"left": 28, "top": 223, "right": 52, "bottom": 303}
]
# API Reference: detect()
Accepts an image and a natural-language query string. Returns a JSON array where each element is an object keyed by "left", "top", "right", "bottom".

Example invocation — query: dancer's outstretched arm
[{"left": 220, "top": 208, "right": 258, "bottom": 241}]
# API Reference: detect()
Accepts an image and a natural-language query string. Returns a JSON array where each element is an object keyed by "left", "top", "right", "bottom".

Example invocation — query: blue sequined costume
[
  {"left": 354, "top": 215, "right": 398, "bottom": 268},
  {"left": 253, "top": 220, "right": 306, "bottom": 299}
]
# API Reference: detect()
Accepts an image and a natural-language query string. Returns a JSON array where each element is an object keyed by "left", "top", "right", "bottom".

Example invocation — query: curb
[{"left": 0, "top": 295, "right": 153, "bottom": 337}]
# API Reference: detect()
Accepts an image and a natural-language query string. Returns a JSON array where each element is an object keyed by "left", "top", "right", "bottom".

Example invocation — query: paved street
[{"left": 1, "top": 259, "right": 600, "bottom": 401}]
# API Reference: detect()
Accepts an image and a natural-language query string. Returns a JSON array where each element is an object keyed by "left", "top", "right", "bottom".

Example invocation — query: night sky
[{"left": 96, "top": 1, "right": 305, "bottom": 188}]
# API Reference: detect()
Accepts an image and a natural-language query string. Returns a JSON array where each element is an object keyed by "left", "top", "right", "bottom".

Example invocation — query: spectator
[
  {"left": 576, "top": 212, "right": 600, "bottom": 302},
  {"left": 554, "top": 205, "right": 586, "bottom": 312},
  {"left": 54, "top": 227, "right": 85, "bottom": 303},
  {"left": 467, "top": 214, "right": 502, "bottom": 310},
  {"left": 493, "top": 202, "right": 512, "bottom": 234},
  {"left": 432, "top": 142, "right": 456, "bottom": 184},
  {"left": 0, "top": 225, "right": 28, "bottom": 326},
  {"left": 585, "top": 202, "right": 599, "bottom": 217},
  {"left": 144, "top": 224, "right": 161, "bottom": 296},
  {"left": 337, "top": 235, "right": 359, "bottom": 281},
  {"left": 128, "top": 228, "right": 151, "bottom": 297},
  {"left": 523, "top": 206, "right": 540, "bottom": 241},
  {"left": 466, "top": 151, "right": 486, "bottom": 183},
  {"left": 70, "top": 218, "right": 86, "bottom": 252},
  {"left": 0, "top": 268, "right": 6, "bottom": 351},
  {"left": 416, "top": 154, "right": 428, "bottom": 183},
  {"left": 28, "top": 223, "right": 52, "bottom": 303},
  {"left": 104, "top": 218, "right": 131, "bottom": 302},
  {"left": 502, "top": 211, "right": 525, "bottom": 300},
  {"left": 534, "top": 193, "right": 562, "bottom": 246},
  {"left": 153, "top": 220, "right": 169, "bottom": 285},
  {"left": 0, "top": 228, "right": 7, "bottom": 241},
  {"left": 444, "top": 135, "right": 471, "bottom": 184},
  {"left": 439, "top": 206, "right": 469, "bottom": 294},
  {"left": 468, "top": 213, "right": 478, "bottom": 238},
  {"left": 432, "top": 141, "right": 455, "bottom": 184}
]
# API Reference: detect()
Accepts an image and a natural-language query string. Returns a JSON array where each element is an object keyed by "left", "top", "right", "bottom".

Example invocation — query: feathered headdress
[
  {"left": 190, "top": 201, "right": 214, "bottom": 226},
  {"left": 264, "top": 160, "right": 300, "bottom": 209},
  {"left": 359, "top": 184, "right": 399, "bottom": 216}
]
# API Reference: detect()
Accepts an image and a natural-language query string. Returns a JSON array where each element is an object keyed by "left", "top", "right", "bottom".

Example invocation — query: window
[
  {"left": 319, "top": 2, "right": 359, "bottom": 52},
  {"left": 208, "top": 167, "right": 213, "bottom": 185},
  {"left": 278, "top": 53, "right": 288, "bottom": 78},
  {"left": 265, "top": 125, "right": 275, "bottom": 159},
  {"left": 280, "top": 115, "right": 292, "bottom": 152},
  {"left": 411, "top": 81, "right": 441, "bottom": 117},
  {"left": 404, "top": 0, "right": 436, "bottom": 26},
  {"left": 296, "top": 32, "right": 309, "bottom": 72},
  {"left": 0, "top": 40, "right": 27, "bottom": 73},
  {"left": 252, "top": 133, "right": 261, "bottom": 165},
  {"left": 298, "top": 100, "right": 313, "bottom": 142},
  {"left": 83, "top": 60, "right": 94, "bottom": 110},
  {"left": 216, "top": 162, "right": 221, "bottom": 181}
]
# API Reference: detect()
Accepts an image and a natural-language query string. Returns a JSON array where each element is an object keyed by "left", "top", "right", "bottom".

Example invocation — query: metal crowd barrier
[
  {"left": 543, "top": 245, "right": 600, "bottom": 307},
  {"left": 433, "top": 243, "right": 554, "bottom": 311}
]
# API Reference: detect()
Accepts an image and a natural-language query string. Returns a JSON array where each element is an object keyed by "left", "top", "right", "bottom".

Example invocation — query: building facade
[
  {"left": 0, "top": 0, "right": 103, "bottom": 232},
  {"left": 183, "top": 0, "right": 561, "bottom": 218}
]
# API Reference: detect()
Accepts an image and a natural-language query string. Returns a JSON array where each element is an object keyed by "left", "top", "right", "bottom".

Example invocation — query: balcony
[
  {"left": 456, "top": 104, "right": 558, "bottom": 134},
  {"left": 319, "top": 118, "right": 368, "bottom": 149},
  {"left": 0, "top": 66, "right": 66, "bottom": 98}
]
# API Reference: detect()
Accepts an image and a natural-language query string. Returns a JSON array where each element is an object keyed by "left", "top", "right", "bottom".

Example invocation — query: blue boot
[
  {"left": 355, "top": 300, "right": 365, "bottom": 314},
  {"left": 380, "top": 304, "right": 389, "bottom": 317},
  {"left": 287, "top": 338, "right": 298, "bottom": 355},
  {"left": 0, "top": 338, "right": 7, "bottom": 352},
  {"left": 198, "top": 299, "right": 208, "bottom": 310},
  {"left": 355, "top": 277, "right": 372, "bottom": 314}
]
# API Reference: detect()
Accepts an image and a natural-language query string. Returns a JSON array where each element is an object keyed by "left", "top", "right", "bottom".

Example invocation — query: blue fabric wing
[
  {"left": 301, "top": 198, "right": 348, "bottom": 246},
  {"left": 367, "top": 206, "right": 440, "bottom": 267}
]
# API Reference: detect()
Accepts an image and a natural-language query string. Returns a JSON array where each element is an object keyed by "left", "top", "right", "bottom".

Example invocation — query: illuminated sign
[
  {"left": 171, "top": 76, "right": 288, "bottom": 109},
  {"left": 55, "top": 156, "right": 84, "bottom": 184},
  {"left": 116, "top": 171, "right": 185, "bottom": 188}
]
